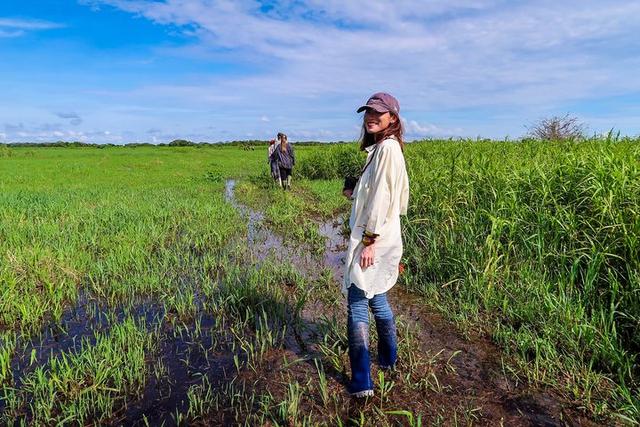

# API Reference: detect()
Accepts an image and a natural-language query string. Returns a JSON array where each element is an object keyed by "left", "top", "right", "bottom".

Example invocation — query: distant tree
[
  {"left": 168, "top": 139, "right": 195, "bottom": 146},
  {"left": 527, "top": 114, "right": 586, "bottom": 141}
]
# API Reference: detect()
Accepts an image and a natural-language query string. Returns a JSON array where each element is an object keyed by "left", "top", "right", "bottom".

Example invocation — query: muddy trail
[
  {"left": 0, "top": 179, "right": 605, "bottom": 426},
  {"left": 215, "top": 179, "right": 603, "bottom": 426}
]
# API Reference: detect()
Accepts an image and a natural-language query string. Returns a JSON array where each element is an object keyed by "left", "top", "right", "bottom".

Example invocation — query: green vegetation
[
  {"left": 296, "top": 139, "right": 640, "bottom": 421},
  {"left": 0, "top": 140, "right": 638, "bottom": 424}
]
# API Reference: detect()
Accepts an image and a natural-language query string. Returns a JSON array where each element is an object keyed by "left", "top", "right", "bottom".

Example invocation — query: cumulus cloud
[
  {"left": 7, "top": 0, "right": 629, "bottom": 141},
  {"left": 72, "top": 1, "right": 638, "bottom": 141},
  {"left": 403, "top": 119, "right": 462, "bottom": 138},
  {"left": 87, "top": 1, "right": 640, "bottom": 107}
]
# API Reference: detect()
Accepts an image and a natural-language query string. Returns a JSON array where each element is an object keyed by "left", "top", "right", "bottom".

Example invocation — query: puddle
[
  {"left": 224, "top": 179, "right": 347, "bottom": 282},
  {"left": 225, "top": 179, "right": 269, "bottom": 247},
  {"left": 0, "top": 292, "right": 231, "bottom": 422},
  {"left": 318, "top": 217, "right": 348, "bottom": 283},
  {"left": 1, "top": 180, "right": 350, "bottom": 425},
  {"left": 5, "top": 179, "right": 590, "bottom": 425},
  {"left": 218, "top": 179, "right": 600, "bottom": 426}
]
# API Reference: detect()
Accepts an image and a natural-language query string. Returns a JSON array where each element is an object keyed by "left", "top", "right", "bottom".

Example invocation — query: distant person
[
  {"left": 342, "top": 92, "right": 409, "bottom": 398},
  {"left": 270, "top": 133, "right": 295, "bottom": 190},
  {"left": 268, "top": 137, "right": 280, "bottom": 185}
]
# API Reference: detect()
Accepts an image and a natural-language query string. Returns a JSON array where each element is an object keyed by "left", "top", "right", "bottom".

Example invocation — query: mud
[
  {"left": 219, "top": 179, "right": 605, "bottom": 426},
  {"left": 1, "top": 290, "right": 238, "bottom": 425},
  {"left": 387, "top": 286, "right": 599, "bottom": 426},
  {"left": 1, "top": 180, "right": 608, "bottom": 425}
]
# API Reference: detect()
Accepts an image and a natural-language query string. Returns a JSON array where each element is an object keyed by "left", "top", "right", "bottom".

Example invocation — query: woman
[
  {"left": 342, "top": 92, "right": 409, "bottom": 397},
  {"left": 268, "top": 137, "right": 280, "bottom": 186},
  {"left": 270, "top": 133, "right": 295, "bottom": 190}
]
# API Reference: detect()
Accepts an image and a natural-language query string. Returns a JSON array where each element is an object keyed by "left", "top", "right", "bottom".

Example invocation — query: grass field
[{"left": 0, "top": 140, "right": 638, "bottom": 425}]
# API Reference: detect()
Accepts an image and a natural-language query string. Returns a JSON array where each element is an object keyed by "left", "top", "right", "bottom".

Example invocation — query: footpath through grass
[
  {"left": 297, "top": 138, "right": 640, "bottom": 422},
  {"left": 0, "top": 141, "right": 638, "bottom": 424}
]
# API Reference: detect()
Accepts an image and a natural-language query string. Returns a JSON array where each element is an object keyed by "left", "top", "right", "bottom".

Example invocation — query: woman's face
[{"left": 364, "top": 110, "right": 396, "bottom": 134}]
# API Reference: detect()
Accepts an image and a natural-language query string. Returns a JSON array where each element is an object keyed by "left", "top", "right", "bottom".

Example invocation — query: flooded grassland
[{"left": 1, "top": 141, "right": 638, "bottom": 425}]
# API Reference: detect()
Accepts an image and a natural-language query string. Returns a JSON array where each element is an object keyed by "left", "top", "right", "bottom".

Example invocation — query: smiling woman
[{"left": 342, "top": 92, "right": 409, "bottom": 398}]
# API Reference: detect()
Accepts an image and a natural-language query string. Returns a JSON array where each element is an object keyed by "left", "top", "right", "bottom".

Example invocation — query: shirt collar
[{"left": 365, "top": 135, "right": 397, "bottom": 153}]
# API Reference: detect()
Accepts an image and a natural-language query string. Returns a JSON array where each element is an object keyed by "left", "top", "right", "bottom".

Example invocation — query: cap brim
[{"left": 356, "top": 104, "right": 389, "bottom": 113}]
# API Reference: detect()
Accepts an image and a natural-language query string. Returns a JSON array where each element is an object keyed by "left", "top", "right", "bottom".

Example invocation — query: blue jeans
[
  {"left": 347, "top": 285, "right": 394, "bottom": 323},
  {"left": 347, "top": 285, "right": 398, "bottom": 394}
]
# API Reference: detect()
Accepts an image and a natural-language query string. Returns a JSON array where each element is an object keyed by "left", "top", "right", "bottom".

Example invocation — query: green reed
[{"left": 297, "top": 138, "right": 640, "bottom": 419}]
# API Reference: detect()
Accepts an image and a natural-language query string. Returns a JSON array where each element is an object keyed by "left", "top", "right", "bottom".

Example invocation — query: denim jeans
[
  {"left": 347, "top": 285, "right": 398, "bottom": 395},
  {"left": 347, "top": 285, "right": 394, "bottom": 323}
]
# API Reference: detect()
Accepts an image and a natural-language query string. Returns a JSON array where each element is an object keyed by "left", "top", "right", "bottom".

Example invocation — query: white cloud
[
  {"left": 0, "top": 18, "right": 64, "bottom": 30},
  {"left": 0, "top": 29, "right": 24, "bottom": 38},
  {"left": 403, "top": 119, "right": 462, "bottom": 138},
  {"left": 88, "top": 1, "right": 640, "bottom": 111},
  {"left": 0, "top": 18, "right": 64, "bottom": 37},
  {"left": 6, "top": 0, "right": 633, "bottom": 141}
]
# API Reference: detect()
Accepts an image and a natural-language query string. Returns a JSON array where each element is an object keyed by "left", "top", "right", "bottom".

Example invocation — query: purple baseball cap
[{"left": 356, "top": 92, "right": 400, "bottom": 115}]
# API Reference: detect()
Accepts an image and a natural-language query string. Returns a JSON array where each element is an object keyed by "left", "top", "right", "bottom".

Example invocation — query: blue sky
[{"left": 1, "top": 0, "right": 639, "bottom": 143}]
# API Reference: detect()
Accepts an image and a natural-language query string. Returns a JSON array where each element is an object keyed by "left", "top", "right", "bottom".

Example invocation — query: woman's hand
[
  {"left": 343, "top": 189, "right": 353, "bottom": 199},
  {"left": 360, "top": 243, "right": 375, "bottom": 269}
]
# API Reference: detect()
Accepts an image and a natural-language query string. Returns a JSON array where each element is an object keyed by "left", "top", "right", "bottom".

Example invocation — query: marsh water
[
  {"left": 2, "top": 179, "right": 350, "bottom": 425},
  {"left": 2, "top": 179, "right": 598, "bottom": 426}
]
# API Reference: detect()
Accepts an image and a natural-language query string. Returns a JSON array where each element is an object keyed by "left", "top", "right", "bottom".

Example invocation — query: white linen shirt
[{"left": 342, "top": 137, "right": 409, "bottom": 298}]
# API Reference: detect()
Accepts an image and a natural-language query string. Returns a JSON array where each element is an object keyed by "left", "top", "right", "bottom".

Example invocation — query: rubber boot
[
  {"left": 375, "top": 318, "right": 397, "bottom": 369},
  {"left": 286, "top": 176, "right": 292, "bottom": 190},
  {"left": 278, "top": 177, "right": 283, "bottom": 189},
  {"left": 348, "top": 321, "right": 373, "bottom": 397}
]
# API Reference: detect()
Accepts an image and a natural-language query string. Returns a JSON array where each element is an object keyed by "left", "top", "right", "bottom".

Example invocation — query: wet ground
[
  {"left": 220, "top": 180, "right": 603, "bottom": 426},
  {"left": 1, "top": 179, "right": 609, "bottom": 425}
]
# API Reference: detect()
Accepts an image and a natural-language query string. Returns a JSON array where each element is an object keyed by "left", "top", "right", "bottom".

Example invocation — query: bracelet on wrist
[
  {"left": 362, "top": 236, "right": 375, "bottom": 246},
  {"left": 361, "top": 231, "right": 378, "bottom": 246}
]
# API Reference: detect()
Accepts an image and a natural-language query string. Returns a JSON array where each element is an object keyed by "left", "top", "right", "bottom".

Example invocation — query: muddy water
[
  {"left": 318, "top": 217, "right": 349, "bottom": 281},
  {"left": 2, "top": 180, "right": 601, "bottom": 426},
  {"left": 2, "top": 182, "right": 256, "bottom": 423},
  {"left": 2, "top": 180, "right": 350, "bottom": 425},
  {"left": 2, "top": 294, "right": 233, "bottom": 425},
  {"left": 224, "top": 180, "right": 600, "bottom": 426},
  {"left": 224, "top": 179, "right": 348, "bottom": 281}
]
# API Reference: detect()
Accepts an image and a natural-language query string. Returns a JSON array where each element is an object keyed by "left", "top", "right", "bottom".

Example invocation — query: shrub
[{"left": 296, "top": 144, "right": 364, "bottom": 180}]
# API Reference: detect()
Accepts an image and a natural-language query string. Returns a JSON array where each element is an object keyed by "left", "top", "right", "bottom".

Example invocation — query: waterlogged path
[
  {"left": 220, "top": 179, "right": 602, "bottom": 426},
  {"left": 0, "top": 179, "right": 604, "bottom": 425},
  {"left": 224, "top": 178, "right": 346, "bottom": 280}
]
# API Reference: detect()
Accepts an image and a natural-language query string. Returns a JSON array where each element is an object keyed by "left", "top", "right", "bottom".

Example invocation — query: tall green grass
[
  {"left": 2, "top": 141, "right": 638, "bottom": 422},
  {"left": 0, "top": 146, "right": 253, "bottom": 332},
  {"left": 297, "top": 139, "right": 640, "bottom": 418}
]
